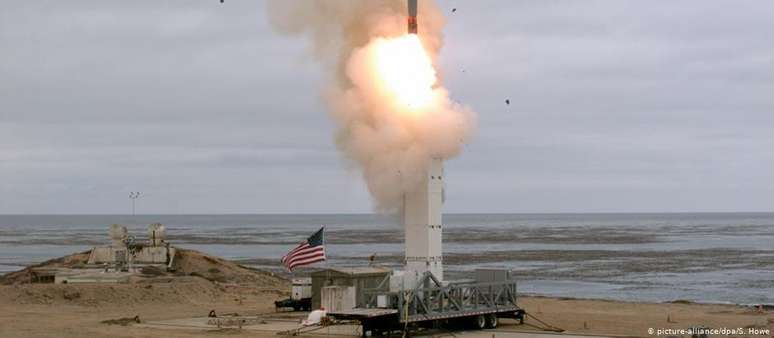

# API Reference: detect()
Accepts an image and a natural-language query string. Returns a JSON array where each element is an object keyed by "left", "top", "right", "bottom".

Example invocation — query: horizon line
[{"left": 1, "top": 211, "right": 773, "bottom": 216}]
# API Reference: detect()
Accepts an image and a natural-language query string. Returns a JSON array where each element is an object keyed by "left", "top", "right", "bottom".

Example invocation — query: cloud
[{"left": 1, "top": 0, "right": 773, "bottom": 213}]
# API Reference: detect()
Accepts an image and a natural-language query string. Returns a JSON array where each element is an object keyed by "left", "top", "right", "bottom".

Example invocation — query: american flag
[{"left": 281, "top": 227, "right": 326, "bottom": 271}]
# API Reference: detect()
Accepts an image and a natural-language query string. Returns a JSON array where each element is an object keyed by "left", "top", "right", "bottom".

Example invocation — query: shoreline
[
  {"left": 3, "top": 261, "right": 772, "bottom": 309},
  {"left": 3, "top": 213, "right": 772, "bottom": 307}
]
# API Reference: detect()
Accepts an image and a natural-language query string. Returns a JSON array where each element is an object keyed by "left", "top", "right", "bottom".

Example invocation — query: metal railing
[{"left": 360, "top": 272, "right": 518, "bottom": 323}]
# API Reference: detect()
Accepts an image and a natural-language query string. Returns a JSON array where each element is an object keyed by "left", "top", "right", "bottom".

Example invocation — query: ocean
[{"left": 1, "top": 213, "right": 772, "bottom": 305}]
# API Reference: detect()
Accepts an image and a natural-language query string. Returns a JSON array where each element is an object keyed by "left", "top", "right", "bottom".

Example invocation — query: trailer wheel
[
  {"left": 514, "top": 310, "right": 525, "bottom": 324},
  {"left": 472, "top": 314, "right": 486, "bottom": 330},
  {"left": 485, "top": 313, "right": 498, "bottom": 329}
]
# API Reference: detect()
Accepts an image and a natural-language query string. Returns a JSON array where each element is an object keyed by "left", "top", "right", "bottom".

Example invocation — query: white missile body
[{"left": 407, "top": 0, "right": 417, "bottom": 34}]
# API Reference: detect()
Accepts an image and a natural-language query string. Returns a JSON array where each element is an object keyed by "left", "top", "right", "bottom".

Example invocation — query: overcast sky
[{"left": 1, "top": 1, "right": 773, "bottom": 214}]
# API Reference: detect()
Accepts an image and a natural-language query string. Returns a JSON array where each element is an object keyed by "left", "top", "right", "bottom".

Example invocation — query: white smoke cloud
[{"left": 266, "top": 0, "right": 476, "bottom": 212}]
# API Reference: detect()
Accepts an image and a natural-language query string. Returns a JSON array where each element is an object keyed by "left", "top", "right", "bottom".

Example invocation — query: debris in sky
[
  {"left": 452, "top": 8, "right": 457, "bottom": 13},
  {"left": 505, "top": 99, "right": 510, "bottom": 105}
]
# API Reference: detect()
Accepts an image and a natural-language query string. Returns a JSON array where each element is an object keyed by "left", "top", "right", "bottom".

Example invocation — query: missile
[{"left": 408, "top": 0, "right": 417, "bottom": 34}]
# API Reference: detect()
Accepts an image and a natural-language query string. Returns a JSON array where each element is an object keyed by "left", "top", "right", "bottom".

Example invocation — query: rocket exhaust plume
[{"left": 266, "top": 1, "right": 476, "bottom": 213}]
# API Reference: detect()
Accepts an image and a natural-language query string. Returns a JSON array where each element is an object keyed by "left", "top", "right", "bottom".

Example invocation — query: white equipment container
[
  {"left": 389, "top": 270, "right": 421, "bottom": 292},
  {"left": 292, "top": 278, "right": 312, "bottom": 300},
  {"left": 321, "top": 286, "right": 356, "bottom": 312},
  {"left": 376, "top": 295, "right": 390, "bottom": 308}
]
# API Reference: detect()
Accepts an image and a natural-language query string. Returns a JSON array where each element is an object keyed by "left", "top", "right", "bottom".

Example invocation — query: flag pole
[{"left": 322, "top": 225, "right": 328, "bottom": 269}]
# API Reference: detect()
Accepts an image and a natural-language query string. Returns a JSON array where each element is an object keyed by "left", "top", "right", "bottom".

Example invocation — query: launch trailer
[{"left": 328, "top": 271, "right": 524, "bottom": 336}]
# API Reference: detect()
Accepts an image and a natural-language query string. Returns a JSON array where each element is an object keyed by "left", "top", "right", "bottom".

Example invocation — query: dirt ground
[
  {"left": 1, "top": 249, "right": 771, "bottom": 338},
  {"left": 2, "top": 281, "right": 772, "bottom": 338},
  {"left": 517, "top": 296, "right": 773, "bottom": 337},
  {"left": 0, "top": 277, "right": 287, "bottom": 338}
]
